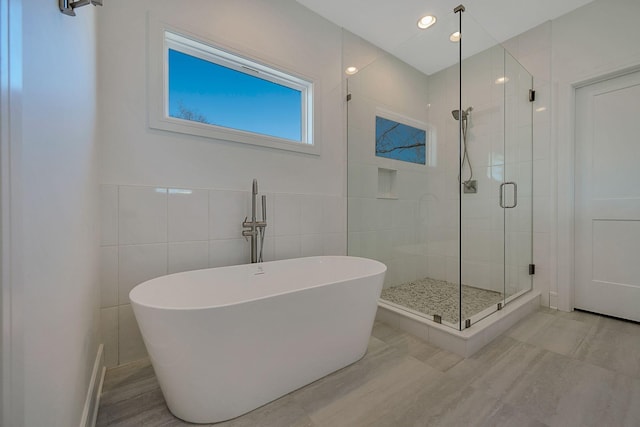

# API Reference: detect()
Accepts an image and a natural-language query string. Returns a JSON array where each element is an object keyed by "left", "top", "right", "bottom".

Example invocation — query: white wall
[
  {"left": 19, "top": 2, "right": 100, "bottom": 426},
  {"left": 98, "top": 0, "right": 344, "bottom": 193},
  {"left": 499, "top": 0, "right": 640, "bottom": 311},
  {"left": 552, "top": 0, "right": 640, "bottom": 311},
  {"left": 97, "top": 0, "right": 346, "bottom": 366},
  {"left": 495, "top": 0, "right": 640, "bottom": 311}
]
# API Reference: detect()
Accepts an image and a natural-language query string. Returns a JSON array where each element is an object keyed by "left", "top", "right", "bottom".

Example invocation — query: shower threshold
[{"left": 376, "top": 286, "right": 540, "bottom": 357}]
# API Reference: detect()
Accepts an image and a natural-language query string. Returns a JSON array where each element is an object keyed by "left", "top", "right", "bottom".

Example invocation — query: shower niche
[
  {"left": 345, "top": 6, "right": 536, "bottom": 348},
  {"left": 377, "top": 168, "right": 397, "bottom": 199}
]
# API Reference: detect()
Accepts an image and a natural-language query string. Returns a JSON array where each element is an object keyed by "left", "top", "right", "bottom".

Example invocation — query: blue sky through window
[
  {"left": 168, "top": 49, "right": 302, "bottom": 141},
  {"left": 375, "top": 116, "right": 426, "bottom": 165}
]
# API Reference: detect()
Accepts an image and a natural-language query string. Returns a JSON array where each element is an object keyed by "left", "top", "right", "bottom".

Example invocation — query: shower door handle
[{"left": 499, "top": 182, "right": 518, "bottom": 209}]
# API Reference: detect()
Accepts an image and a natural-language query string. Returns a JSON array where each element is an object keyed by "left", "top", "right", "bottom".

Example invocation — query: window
[
  {"left": 374, "top": 109, "right": 435, "bottom": 167},
  {"left": 148, "top": 25, "right": 317, "bottom": 154},
  {"left": 375, "top": 115, "right": 426, "bottom": 165}
]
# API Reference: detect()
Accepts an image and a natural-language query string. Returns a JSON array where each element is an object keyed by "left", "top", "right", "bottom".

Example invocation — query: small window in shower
[
  {"left": 148, "top": 26, "right": 317, "bottom": 155},
  {"left": 375, "top": 113, "right": 427, "bottom": 165}
]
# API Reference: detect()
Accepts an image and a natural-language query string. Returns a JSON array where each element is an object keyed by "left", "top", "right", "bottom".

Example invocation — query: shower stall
[{"left": 345, "top": 6, "right": 534, "bottom": 334}]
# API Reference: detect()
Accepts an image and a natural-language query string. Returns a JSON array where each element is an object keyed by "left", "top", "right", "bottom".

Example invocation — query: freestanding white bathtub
[{"left": 129, "top": 256, "right": 386, "bottom": 424}]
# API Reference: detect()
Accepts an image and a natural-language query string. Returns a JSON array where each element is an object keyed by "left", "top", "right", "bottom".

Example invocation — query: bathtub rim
[{"left": 129, "top": 255, "right": 387, "bottom": 312}]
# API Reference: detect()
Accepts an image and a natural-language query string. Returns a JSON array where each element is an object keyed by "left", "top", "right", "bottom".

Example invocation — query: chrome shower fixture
[
  {"left": 452, "top": 106, "right": 476, "bottom": 193},
  {"left": 451, "top": 106, "right": 473, "bottom": 121},
  {"left": 59, "top": 0, "right": 102, "bottom": 17},
  {"left": 242, "top": 179, "right": 267, "bottom": 263}
]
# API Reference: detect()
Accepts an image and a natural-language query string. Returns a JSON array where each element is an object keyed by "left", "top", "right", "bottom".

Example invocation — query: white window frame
[{"left": 148, "top": 20, "right": 319, "bottom": 155}]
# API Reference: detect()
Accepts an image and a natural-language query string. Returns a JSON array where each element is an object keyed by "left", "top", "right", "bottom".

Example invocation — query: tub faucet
[{"left": 242, "top": 179, "right": 267, "bottom": 263}]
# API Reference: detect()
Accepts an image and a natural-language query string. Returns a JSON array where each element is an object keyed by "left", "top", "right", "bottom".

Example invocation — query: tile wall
[{"left": 99, "top": 184, "right": 346, "bottom": 367}]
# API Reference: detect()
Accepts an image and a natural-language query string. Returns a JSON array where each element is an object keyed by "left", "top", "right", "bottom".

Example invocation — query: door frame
[{"left": 555, "top": 62, "right": 640, "bottom": 312}]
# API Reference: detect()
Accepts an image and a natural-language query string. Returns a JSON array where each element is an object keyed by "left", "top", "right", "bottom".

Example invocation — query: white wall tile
[
  {"left": 533, "top": 118, "right": 551, "bottom": 161},
  {"left": 100, "top": 246, "right": 118, "bottom": 308},
  {"left": 358, "top": 231, "right": 377, "bottom": 261},
  {"left": 100, "top": 184, "right": 118, "bottom": 246},
  {"left": 100, "top": 307, "right": 118, "bottom": 368},
  {"left": 324, "top": 232, "right": 347, "bottom": 256},
  {"left": 209, "top": 190, "right": 248, "bottom": 240},
  {"left": 118, "top": 304, "right": 147, "bottom": 364},
  {"left": 359, "top": 198, "right": 378, "bottom": 232},
  {"left": 375, "top": 230, "right": 393, "bottom": 264},
  {"left": 274, "top": 235, "right": 301, "bottom": 260},
  {"left": 533, "top": 232, "right": 551, "bottom": 267},
  {"left": 322, "top": 196, "right": 347, "bottom": 233},
  {"left": 533, "top": 196, "right": 551, "bottom": 233},
  {"left": 259, "top": 192, "right": 275, "bottom": 237},
  {"left": 168, "top": 188, "right": 209, "bottom": 242},
  {"left": 301, "top": 234, "right": 324, "bottom": 257},
  {"left": 376, "top": 199, "right": 393, "bottom": 230},
  {"left": 392, "top": 200, "right": 417, "bottom": 229},
  {"left": 119, "top": 186, "right": 167, "bottom": 245},
  {"left": 426, "top": 255, "right": 446, "bottom": 281},
  {"left": 118, "top": 243, "right": 167, "bottom": 305},
  {"left": 209, "top": 239, "right": 248, "bottom": 267},
  {"left": 168, "top": 241, "right": 209, "bottom": 274},
  {"left": 274, "top": 193, "right": 302, "bottom": 236},
  {"left": 301, "top": 195, "right": 324, "bottom": 235},
  {"left": 347, "top": 198, "right": 363, "bottom": 233},
  {"left": 533, "top": 159, "right": 551, "bottom": 197}
]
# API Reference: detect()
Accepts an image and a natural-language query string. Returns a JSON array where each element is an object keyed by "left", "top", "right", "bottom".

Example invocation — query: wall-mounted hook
[{"left": 59, "top": 0, "right": 102, "bottom": 17}]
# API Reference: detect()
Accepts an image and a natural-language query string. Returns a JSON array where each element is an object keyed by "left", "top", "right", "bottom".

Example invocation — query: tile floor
[{"left": 96, "top": 308, "right": 640, "bottom": 426}]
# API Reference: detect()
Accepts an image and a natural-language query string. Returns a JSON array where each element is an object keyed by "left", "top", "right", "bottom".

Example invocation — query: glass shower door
[
  {"left": 504, "top": 52, "right": 534, "bottom": 303},
  {"left": 458, "top": 13, "right": 509, "bottom": 328}
]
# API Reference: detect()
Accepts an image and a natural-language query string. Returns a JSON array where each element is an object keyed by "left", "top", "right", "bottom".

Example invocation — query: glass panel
[
  {"left": 345, "top": 7, "right": 534, "bottom": 332},
  {"left": 504, "top": 51, "right": 534, "bottom": 302},
  {"left": 459, "top": 11, "right": 507, "bottom": 328},
  {"left": 344, "top": 11, "right": 463, "bottom": 330}
]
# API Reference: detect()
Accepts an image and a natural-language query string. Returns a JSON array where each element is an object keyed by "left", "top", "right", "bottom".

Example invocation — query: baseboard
[{"left": 80, "top": 344, "right": 105, "bottom": 427}]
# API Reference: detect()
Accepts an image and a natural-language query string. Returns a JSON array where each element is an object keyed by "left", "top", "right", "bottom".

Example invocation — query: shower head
[{"left": 452, "top": 106, "right": 473, "bottom": 121}]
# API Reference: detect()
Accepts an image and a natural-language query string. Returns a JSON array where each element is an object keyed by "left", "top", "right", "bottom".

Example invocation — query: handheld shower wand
[
  {"left": 452, "top": 107, "right": 476, "bottom": 193},
  {"left": 258, "top": 195, "right": 266, "bottom": 263}
]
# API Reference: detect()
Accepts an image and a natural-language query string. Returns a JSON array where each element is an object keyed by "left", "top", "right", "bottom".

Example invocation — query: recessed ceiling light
[
  {"left": 345, "top": 66, "right": 359, "bottom": 75},
  {"left": 495, "top": 76, "right": 509, "bottom": 84},
  {"left": 536, "top": 107, "right": 547, "bottom": 112},
  {"left": 449, "top": 31, "right": 461, "bottom": 42},
  {"left": 417, "top": 15, "right": 437, "bottom": 30}
]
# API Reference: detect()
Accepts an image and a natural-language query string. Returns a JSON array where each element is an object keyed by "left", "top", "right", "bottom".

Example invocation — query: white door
[{"left": 575, "top": 70, "right": 640, "bottom": 322}]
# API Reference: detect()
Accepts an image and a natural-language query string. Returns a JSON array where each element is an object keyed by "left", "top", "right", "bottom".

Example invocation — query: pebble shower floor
[{"left": 380, "top": 277, "right": 504, "bottom": 324}]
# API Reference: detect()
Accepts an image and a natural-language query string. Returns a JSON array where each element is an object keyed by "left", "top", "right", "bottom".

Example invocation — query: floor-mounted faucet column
[{"left": 242, "top": 179, "right": 267, "bottom": 263}]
